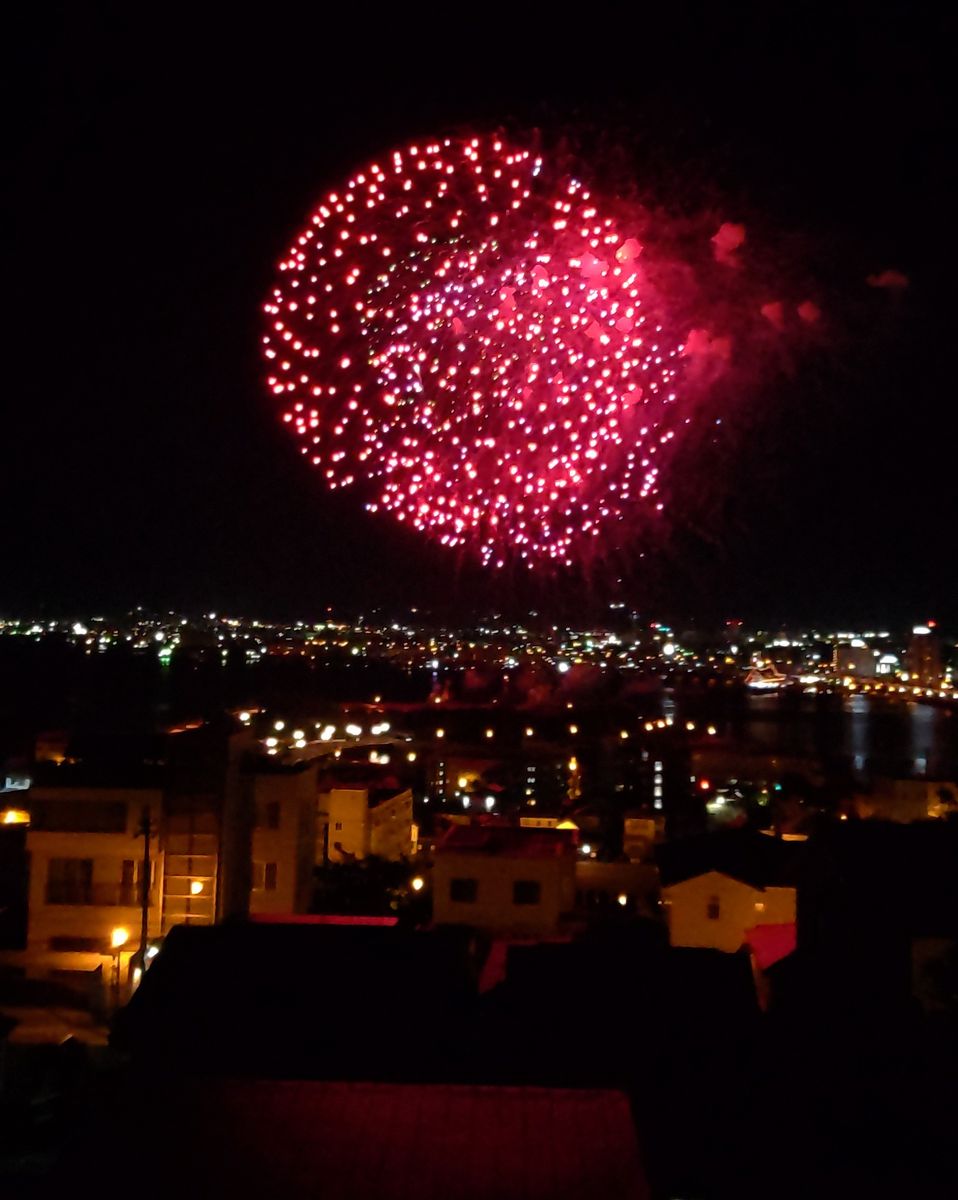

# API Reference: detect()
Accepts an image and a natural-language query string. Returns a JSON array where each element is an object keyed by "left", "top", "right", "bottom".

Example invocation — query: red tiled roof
[
  {"left": 438, "top": 824, "right": 578, "bottom": 859},
  {"left": 101, "top": 1080, "right": 648, "bottom": 1200}
]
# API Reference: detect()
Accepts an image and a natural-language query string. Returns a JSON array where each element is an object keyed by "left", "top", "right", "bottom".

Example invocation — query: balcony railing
[{"left": 45, "top": 882, "right": 150, "bottom": 907}]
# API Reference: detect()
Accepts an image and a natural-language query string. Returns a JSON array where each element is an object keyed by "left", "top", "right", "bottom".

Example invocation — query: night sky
[{"left": 6, "top": 6, "right": 955, "bottom": 627}]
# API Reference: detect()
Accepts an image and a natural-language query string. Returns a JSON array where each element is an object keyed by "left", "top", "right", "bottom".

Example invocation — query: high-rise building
[
  {"left": 904, "top": 624, "right": 943, "bottom": 687},
  {"left": 833, "top": 639, "right": 878, "bottom": 678}
]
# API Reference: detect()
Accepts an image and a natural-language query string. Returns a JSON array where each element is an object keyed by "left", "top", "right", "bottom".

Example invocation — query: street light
[
  {"left": 410, "top": 876, "right": 425, "bottom": 892},
  {"left": 110, "top": 927, "right": 129, "bottom": 1005}
]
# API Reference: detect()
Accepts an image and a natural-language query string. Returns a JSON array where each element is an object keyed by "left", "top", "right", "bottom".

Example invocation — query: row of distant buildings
[
  {"left": 2, "top": 610, "right": 953, "bottom": 687},
  {"left": 1, "top": 714, "right": 808, "bottom": 997}
]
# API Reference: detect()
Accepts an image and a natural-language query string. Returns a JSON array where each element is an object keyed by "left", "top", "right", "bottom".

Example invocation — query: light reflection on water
[{"left": 731, "top": 691, "right": 957, "bottom": 780}]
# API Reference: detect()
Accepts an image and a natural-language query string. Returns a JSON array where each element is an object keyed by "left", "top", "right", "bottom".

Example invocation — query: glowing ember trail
[{"left": 263, "top": 134, "right": 727, "bottom": 568}]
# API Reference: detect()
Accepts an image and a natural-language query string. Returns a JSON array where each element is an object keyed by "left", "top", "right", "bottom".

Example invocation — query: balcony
[{"left": 45, "top": 882, "right": 150, "bottom": 907}]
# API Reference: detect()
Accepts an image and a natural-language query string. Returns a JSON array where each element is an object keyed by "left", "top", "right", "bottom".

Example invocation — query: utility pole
[{"left": 137, "top": 805, "right": 152, "bottom": 974}]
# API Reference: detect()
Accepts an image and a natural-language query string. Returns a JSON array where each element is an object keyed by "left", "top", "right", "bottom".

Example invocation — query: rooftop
[
  {"left": 55, "top": 1079, "right": 648, "bottom": 1200},
  {"left": 437, "top": 824, "right": 578, "bottom": 860},
  {"left": 657, "top": 829, "right": 803, "bottom": 889}
]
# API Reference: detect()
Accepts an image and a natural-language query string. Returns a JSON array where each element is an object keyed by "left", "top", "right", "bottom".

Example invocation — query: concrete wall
[
  {"left": 369, "top": 789, "right": 414, "bottom": 861},
  {"left": 318, "top": 787, "right": 415, "bottom": 864},
  {"left": 433, "top": 851, "right": 576, "bottom": 936},
  {"left": 663, "top": 870, "right": 796, "bottom": 953},
  {"left": 249, "top": 766, "right": 318, "bottom": 915},
  {"left": 318, "top": 789, "right": 370, "bottom": 862},
  {"left": 24, "top": 786, "right": 164, "bottom": 979}
]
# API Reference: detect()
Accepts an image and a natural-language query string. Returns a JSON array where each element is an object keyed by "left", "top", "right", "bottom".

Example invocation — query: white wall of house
[
  {"left": 662, "top": 870, "right": 795, "bottom": 952},
  {"left": 433, "top": 852, "right": 576, "bottom": 936}
]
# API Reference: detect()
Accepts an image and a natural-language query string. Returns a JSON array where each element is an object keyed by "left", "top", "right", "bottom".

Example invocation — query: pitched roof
[
  {"left": 437, "top": 824, "right": 578, "bottom": 859},
  {"left": 656, "top": 829, "right": 802, "bottom": 889}
]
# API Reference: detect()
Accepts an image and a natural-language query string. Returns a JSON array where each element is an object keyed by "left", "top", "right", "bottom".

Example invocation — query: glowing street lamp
[{"left": 110, "top": 926, "right": 129, "bottom": 1004}]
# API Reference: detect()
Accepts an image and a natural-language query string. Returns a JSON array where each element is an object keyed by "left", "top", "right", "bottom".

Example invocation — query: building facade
[
  {"left": 317, "top": 785, "right": 415, "bottom": 863},
  {"left": 24, "top": 781, "right": 164, "bottom": 983},
  {"left": 10, "top": 730, "right": 321, "bottom": 985},
  {"left": 432, "top": 826, "right": 577, "bottom": 937},
  {"left": 662, "top": 869, "right": 796, "bottom": 953}
]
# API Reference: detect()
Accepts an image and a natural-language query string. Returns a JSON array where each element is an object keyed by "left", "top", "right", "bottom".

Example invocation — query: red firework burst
[{"left": 263, "top": 134, "right": 699, "bottom": 568}]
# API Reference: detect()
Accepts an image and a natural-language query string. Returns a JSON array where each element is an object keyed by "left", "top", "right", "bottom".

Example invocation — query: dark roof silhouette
[
  {"left": 656, "top": 829, "right": 803, "bottom": 889},
  {"left": 112, "top": 921, "right": 477, "bottom": 1077}
]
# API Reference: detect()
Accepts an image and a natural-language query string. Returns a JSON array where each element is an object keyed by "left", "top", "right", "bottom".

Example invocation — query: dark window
[
  {"left": 513, "top": 880, "right": 541, "bottom": 906},
  {"left": 252, "top": 861, "right": 279, "bottom": 891},
  {"left": 46, "top": 858, "right": 93, "bottom": 905},
  {"left": 707, "top": 896, "right": 720, "bottom": 920},
  {"left": 334, "top": 821, "right": 343, "bottom": 831},
  {"left": 49, "top": 935, "right": 102, "bottom": 953},
  {"left": 449, "top": 878, "right": 478, "bottom": 903},
  {"left": 256, "top": 800, "right": 281, "bottom": 829},
  {"left": 31, "top": 800, "right": 127, "bottom": 833},
  {"left": 120, "top": 859, "right": 138, "bottom": 904}
]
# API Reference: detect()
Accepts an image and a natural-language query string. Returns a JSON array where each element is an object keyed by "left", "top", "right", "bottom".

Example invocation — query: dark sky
[{"left": 5, "top": 5, "right": 956, "bottom": 627}]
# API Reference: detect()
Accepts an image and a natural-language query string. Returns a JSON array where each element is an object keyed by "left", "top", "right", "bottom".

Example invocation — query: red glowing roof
[
  {"left": 437, "top": 824, "right": 578, "bottom": 859},
  {"left": 72, "top": 1079, "right": 648, "bottom": 1199},
  {"left": 745, "top": 922, "right": 797, "bottom": 970}
]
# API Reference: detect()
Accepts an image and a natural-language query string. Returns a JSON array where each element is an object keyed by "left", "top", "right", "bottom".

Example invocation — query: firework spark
[{"left": 264, "top": 134, "right": 730, "bottom": 568}]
